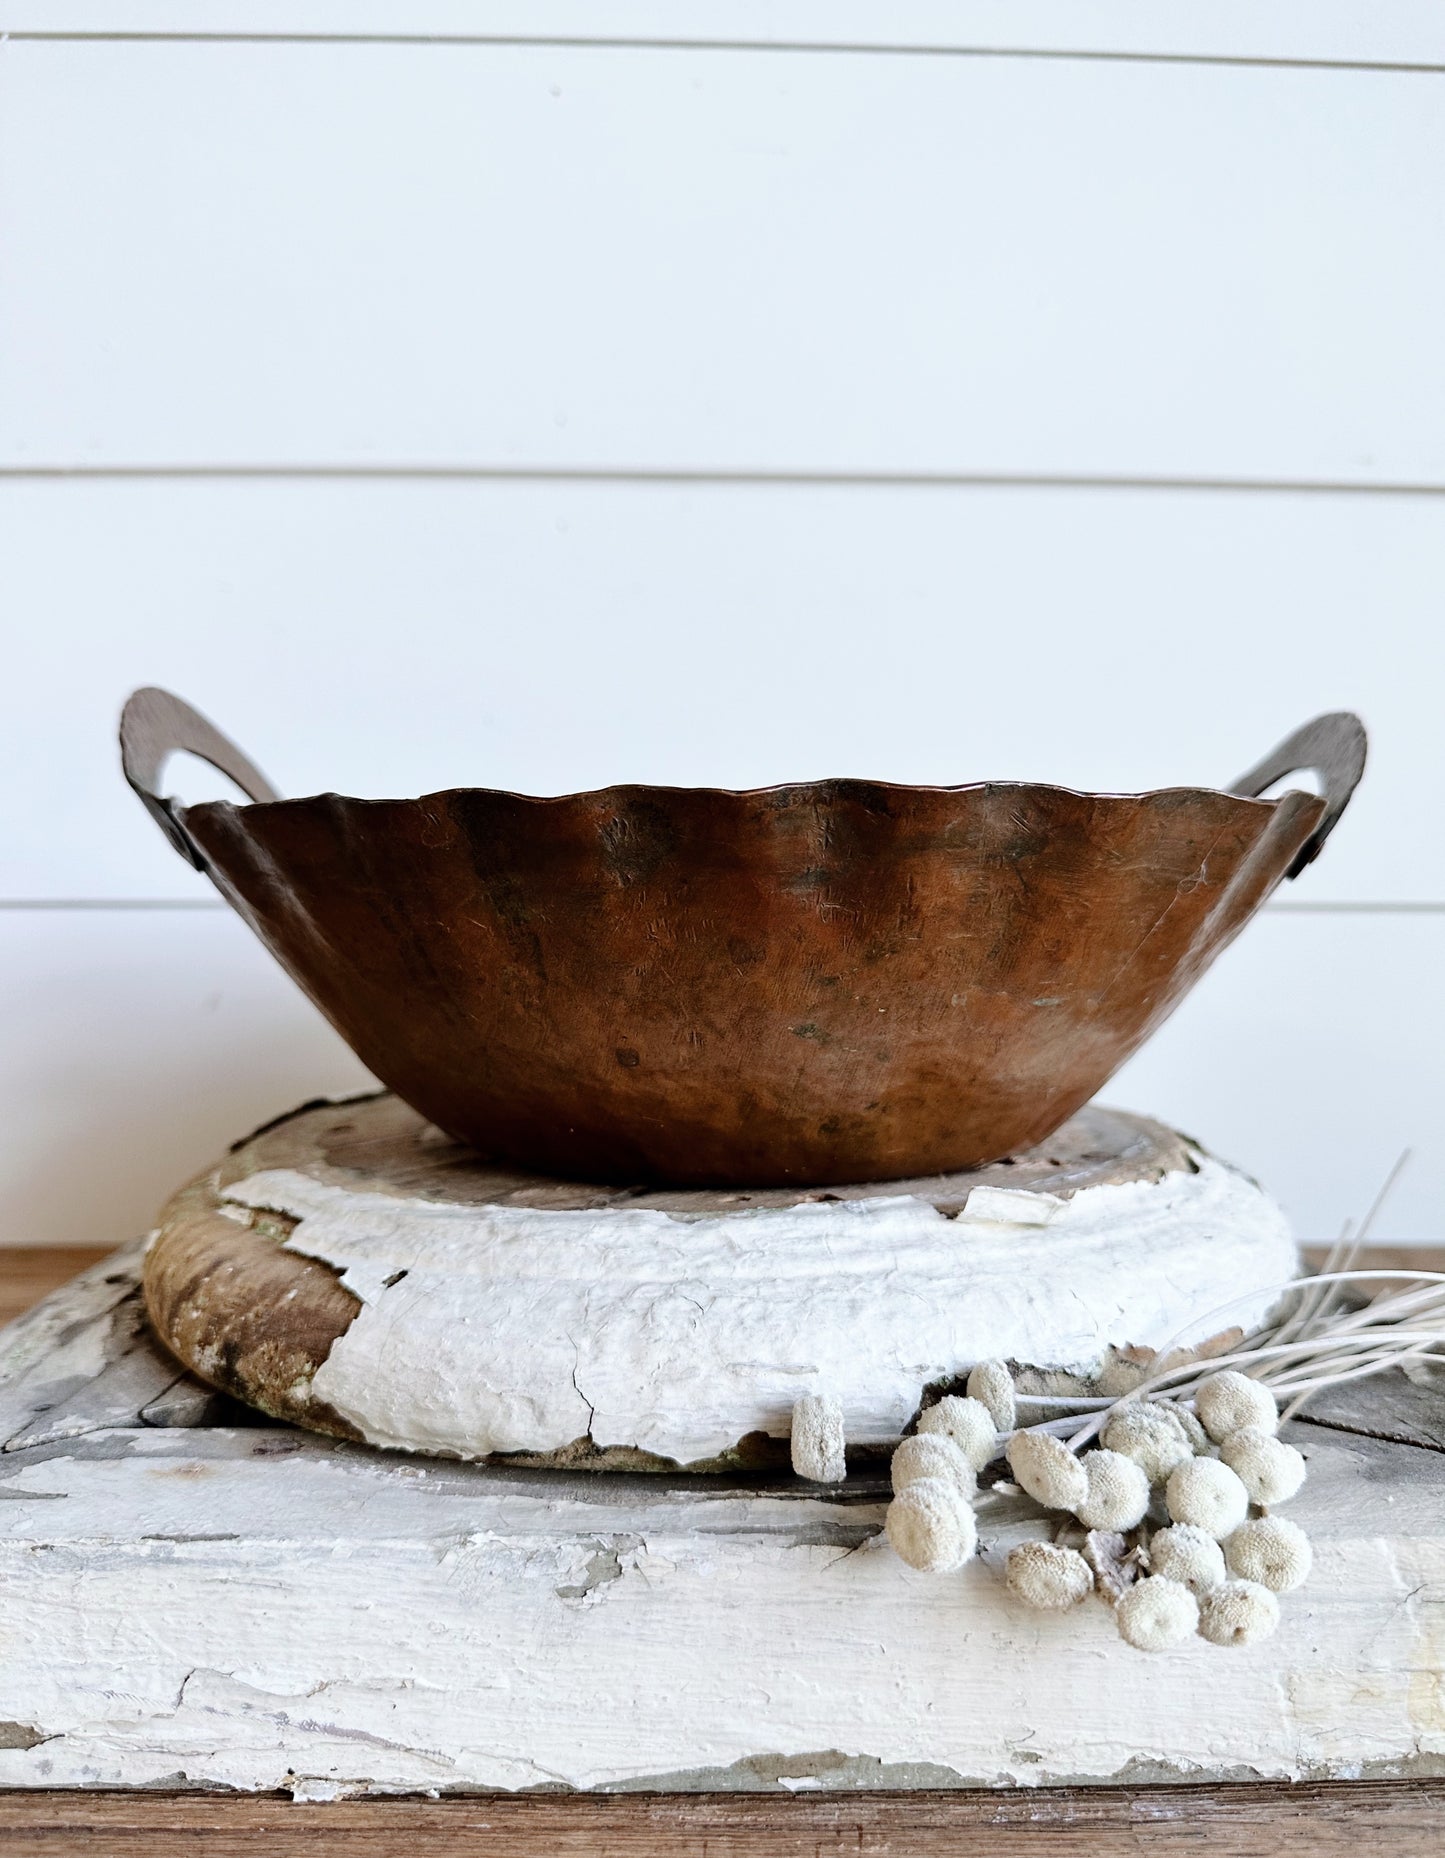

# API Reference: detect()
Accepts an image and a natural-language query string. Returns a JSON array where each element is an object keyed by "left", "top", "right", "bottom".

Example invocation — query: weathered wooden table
[{"left": 1, "top": 1241, "right": 1443, "bottom": 1853}]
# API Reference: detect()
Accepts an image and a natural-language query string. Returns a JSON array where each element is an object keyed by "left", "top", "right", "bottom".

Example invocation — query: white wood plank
[
  {"left": 0, "top": 909, "right": 376, "bottom": 1251},
  {"left": 0, "top": 907, "right": 1438, "bottom": 1250},
  {"left": 6, "top": 1, "right": 1445, "bottom": 67},
  {"left": 1110, "top": 910, "right": 1445, "bottom": 1248},
  {"left": 0, "top": 1411, "right": 1441, "bottom": 1791},
  {"left": 2, "top": 478, "right": 1439, "bottom": 901},
  {"left": 2, "top": 44, "right": 1443, "bottom": 480}
]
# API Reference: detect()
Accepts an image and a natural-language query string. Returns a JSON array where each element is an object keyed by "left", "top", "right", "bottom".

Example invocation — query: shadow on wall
[
  {"left": 1109, "top": 910, "right": 1439, "bottom": 1247},
  {"left": 1, "top": 908, "right": 375, "bottom": 1248}
]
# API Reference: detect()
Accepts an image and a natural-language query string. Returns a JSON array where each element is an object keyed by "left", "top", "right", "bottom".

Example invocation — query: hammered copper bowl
[{"left": 122, "top": 690, "right": 1364, "bottom": 1187}]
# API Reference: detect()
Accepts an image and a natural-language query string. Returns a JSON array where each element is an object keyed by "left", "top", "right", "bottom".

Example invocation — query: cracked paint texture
[
  {"left": 0, "top": 1428, "right": 1442, "bottom": 1794},
  {"left": 221, "top": 1152, "right": 1296, "bottom": 1462}
]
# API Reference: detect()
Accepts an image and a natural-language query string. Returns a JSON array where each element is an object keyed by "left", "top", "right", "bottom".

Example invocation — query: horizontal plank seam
[
  {"left": 1296, "top": 1413, "right": 1445, "bottom": 1457},
  {"left": 1268, "top": 903, "right": 1445, "bottom": 915},
  {"left": 5, "top": 35, "right": 1445, "bottom": 76},
  {"left": 0, "top": 1778, "right": 1442, "bottom": 1811},
  {"left": 8, "top": 466, "right": 1445, "bottom": 498}
]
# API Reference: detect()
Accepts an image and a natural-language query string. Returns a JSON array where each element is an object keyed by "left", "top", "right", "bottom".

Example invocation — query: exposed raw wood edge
[
  {"left": 0, "top": 1248, "right": 111, "bottom": 1327},
  {"left": 0, "top": 1242, "right": 144, "bottom": 1394},
  {"left": 4, "top": 0, "right": 1445, "bottom": 69},
  {"left": 1301, "top": 1244, "right": 1445, "bottom": 1275},
  {"left": 0, "top": 1240, "right": 225, "bottom": 1451},
  {"left": 2, "top": 1779, "right": 1445, "bottom": 1855},
  {"left": 240, "top": 1150, "right": 1297, "bottom": 1462}
]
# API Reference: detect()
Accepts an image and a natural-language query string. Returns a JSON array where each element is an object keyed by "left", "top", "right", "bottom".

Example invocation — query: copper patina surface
[{"left": 121, "top": 691, "right": 1361, "bottom": 1186}]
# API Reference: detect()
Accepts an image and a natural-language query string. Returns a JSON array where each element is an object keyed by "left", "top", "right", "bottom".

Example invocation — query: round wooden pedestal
[{"left": 144, "top": 1093, "right": 1298, "bottom": 1471}]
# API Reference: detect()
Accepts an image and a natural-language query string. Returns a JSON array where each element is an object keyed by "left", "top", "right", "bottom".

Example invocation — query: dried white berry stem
[
  {"left": 1269, "top": 1226, "right": 1357, "bottom": 1348},
  {"left": 1050, "top": 1271, "right": 1445, "bottom": 1454}
]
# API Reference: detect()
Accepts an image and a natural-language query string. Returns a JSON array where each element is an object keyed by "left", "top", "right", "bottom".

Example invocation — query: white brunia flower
[
  {"left": 891, "top": 1432, "right": 976, "bottom": 1503},
  {"left": 1006, "top": 1429, "right": 1089, "bottom": 1513},
  {"left": 1148, "top": 1523, "right": 1226, "bottom": 1595},
  {"left": 966, "top": 1359, "right": 1017, "bottom": 1433},
  {"left": 885, "top": 1479, "right": 977, "bottom": 1573},
  {"left": 1101, "top": 1404, "right": 1193, "bottom": 1483},
  {"left": 1220, "top": 1427, "right": 1306, "bottom": 1506},
  {"left": 1116, "top": 1576, "right": 1199, "bottom": 1651},
  {"left": 918, "top": 1395, "right": 997, "bottom": 1471},
  {"left": 1224, "top": 1516, "right": 1312, "bottom": 1593},
  {"left": 1196, "top": 1371, "right": 1278, "bottom": 1443},
  {"left": 1165, "top": 1456, "right": 1250, "bottom": 1540},
  {"left": 1198, "top": 1579, "right": 1281, "bottom": 1646},
  {"left": 1006, "top": 1541, "right": 1093, "bottom": 1610},
  {"left": 1076, "top": 1449, "right": 1151, "bottom": 1531}
]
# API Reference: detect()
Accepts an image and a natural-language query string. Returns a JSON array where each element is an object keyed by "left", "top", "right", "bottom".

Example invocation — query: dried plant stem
[{"left": 999, "top": 1264, "right": 1445, "bottom": 1459}]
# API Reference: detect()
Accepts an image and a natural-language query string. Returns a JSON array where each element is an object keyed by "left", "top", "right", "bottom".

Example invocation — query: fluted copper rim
[
  {"left": 189, "top": 776, "right": 1292, "bottom": 812},
  {"left": 120, "top": 689, "right": 1367, "bottom": 1186}
]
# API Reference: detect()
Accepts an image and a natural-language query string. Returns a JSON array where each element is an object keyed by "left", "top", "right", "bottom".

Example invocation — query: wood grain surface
[
  {"left": 0, "top": 1782, "right": 1442, "bottom": 1855},
  {"left": 0, "top": 1247, "right": 109, "bottom": 1328}
]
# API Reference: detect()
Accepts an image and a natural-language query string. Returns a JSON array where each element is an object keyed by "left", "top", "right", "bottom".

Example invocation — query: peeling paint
[
  {"left": 4, "top": 1194, "right": 1442, "bottom": 1801},
  {"left": 603, "top": 1750, "right": 976, "bottom": 1792},
  {"left": 217, "top": 1153, "right": 1296, "bottom": 1464},
  {"left": 0, "top": 1724, "right": 47, "bottom": 1752},
  {"left": 0, "top": 1416, "right": 1442, "bottom": 1795},
  {"left": 555, "top": 1535, "right": 642, "bottom": 1601}
]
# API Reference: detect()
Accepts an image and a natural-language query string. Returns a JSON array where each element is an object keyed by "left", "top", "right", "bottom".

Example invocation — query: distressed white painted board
[
  {"left": 3, "top": 479, "right": 1441, "bottom": 901},
  {"left": 8, "top": 1, "right": 1445, "bottom": 65},
  {"left": 0, "top": 907, "right": 1440, "bottom": 1251},
  {"left": 1, "top": 1249, "right": 1443, "bottom": 1795},
  {"left": 3, "top": 44, "right": 1444, "bottom": 481}
]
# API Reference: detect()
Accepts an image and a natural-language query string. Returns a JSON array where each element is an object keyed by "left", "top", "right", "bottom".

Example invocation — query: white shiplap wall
[{"left": 1, "top": 3, "right": 1440, "bottom": 1248}]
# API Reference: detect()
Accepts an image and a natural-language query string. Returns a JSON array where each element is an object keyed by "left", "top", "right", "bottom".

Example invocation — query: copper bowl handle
[
  {"left": 120, "top": 686, "right": 282, "bottom": 869},
  {"left": 1229, "top": 711, "right": 1366, "bottom": 879}
]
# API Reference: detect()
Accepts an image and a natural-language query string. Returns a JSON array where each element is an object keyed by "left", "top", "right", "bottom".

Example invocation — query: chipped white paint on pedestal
[
  {"left": 220, "top": 1154, "right": 1297, "bottom": 1462},
  {"left": 1, "top": 1251, "right": 1443, "bottom": 1796}
]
